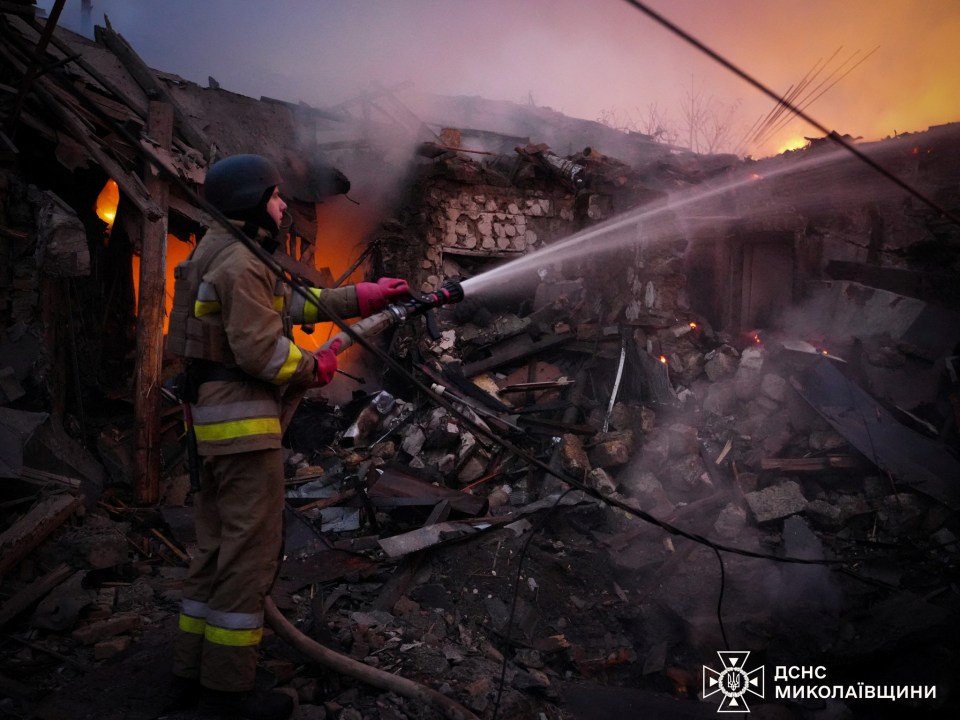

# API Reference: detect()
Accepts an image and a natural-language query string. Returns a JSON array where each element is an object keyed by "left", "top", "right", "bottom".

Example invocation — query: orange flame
[
  {"left": 95, "top": 179, "right": 119, "bottom": 230},
  {"left": 659, "top": 355, "right": 668, "bottom": 364}
]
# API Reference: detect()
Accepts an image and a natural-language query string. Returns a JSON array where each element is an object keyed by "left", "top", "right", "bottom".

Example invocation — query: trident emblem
[{"left": 703, "top": 651, "right": 765, "bottom": 712}]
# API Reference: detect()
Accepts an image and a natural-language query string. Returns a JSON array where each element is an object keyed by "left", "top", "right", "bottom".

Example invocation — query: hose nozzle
[
  {"left": 397, "top": 278, "right": 465, "bottom": 318},
  {"left": 425, "top": 278, "right": 465, "bottom": 308}
]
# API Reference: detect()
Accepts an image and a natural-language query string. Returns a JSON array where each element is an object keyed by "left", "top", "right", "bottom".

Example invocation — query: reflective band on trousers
[
  {"left": 181, "top": 597, "right": 210, "bottom": 617},
  {"left": 179, "top": 603, "right": 263, "bottom": 646},
  {"left": 178, "top": 597, "right": 209, "bottom": 634},
  {"left": 205, "top": 625, "right": 263, "bottom": 647},
  {"left": 179, "top": 613, "right": 206, "bottom": 635}
]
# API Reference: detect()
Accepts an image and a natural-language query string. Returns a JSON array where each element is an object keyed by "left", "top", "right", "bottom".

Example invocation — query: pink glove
[
  {"left": 313, "top": 339, "right": 342, "bottom": 386},
  {"left": 355, "top": 277, "right": 411, "bottom": 317}
]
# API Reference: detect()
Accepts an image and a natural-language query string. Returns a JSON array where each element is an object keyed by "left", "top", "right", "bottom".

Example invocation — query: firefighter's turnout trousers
[{"left": 172, "top": 448, "right": 284, "bottom": 692}]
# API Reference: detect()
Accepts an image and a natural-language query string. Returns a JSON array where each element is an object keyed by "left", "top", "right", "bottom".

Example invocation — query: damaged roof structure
[{"left": 2, "top": 2, "right": 959, "bottom": 719}]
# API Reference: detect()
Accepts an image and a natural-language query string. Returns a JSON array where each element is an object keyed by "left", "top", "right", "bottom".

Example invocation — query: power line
[{"left": 621, "top": 0, "right": 960, "bottom": 228}]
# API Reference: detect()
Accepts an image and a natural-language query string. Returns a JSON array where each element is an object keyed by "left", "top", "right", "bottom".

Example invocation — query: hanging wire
[{"left": 620, "top": 0, "right": 960, "bottom": 228}]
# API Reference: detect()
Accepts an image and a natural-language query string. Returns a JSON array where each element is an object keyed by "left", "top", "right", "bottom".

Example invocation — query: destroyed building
[{"left": 2, "top": 3, "right": 960, "bottom": 720}]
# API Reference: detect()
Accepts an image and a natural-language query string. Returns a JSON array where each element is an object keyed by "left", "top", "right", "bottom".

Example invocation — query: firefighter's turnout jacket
[
  {"left": 168, "top": 223, "right": 359, "bottom": 454},
  {"left": 169, "top": 224, "right": 360, "bottom": 692}
]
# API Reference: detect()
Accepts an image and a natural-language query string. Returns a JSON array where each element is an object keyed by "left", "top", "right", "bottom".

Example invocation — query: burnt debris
[{"left": 2, "top": 5, "right": 960, "bottom": 720}]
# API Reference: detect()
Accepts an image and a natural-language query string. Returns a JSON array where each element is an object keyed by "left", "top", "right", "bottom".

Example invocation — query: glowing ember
[
  {"left": 659, "top": 355, "right": 668, "bottom": 364},
  {"left": 689, "top": 322, "right": 697, "bottom": 330}
]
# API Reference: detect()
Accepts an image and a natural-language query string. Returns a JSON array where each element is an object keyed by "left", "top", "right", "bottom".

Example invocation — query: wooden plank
[
  {"left": 760, "top": 456, "right": 857, "bottom": 472},
  {"left": 795, "top": 358, "right": 960, "bottom": 509},
  {"left": 825, "top": 260, "right": 960, "bottom": 308},
  {"left": 19, "top": 466, "right": 82, "bottom": 490},
  {"left": 133, "top": 100, "right": 173, "bottom": 505},
  {"left": 0, "top": 562, "right": 72, "bottom": 629},
  {"left": 499, "top": 380, "right": 574, "bottom": 393},
  {"left": 95, "top": 20, "right": 215, "bottom": 159},
  {"left": 32, "top": 75, "right": 162, "bottom": 219},
  {"left": 24, "top": 14, "right": 150, "bottom": 120},
  {"left": 442, "top": 246, "right": 524, "bottom": 259},
  {"left": 463, "top": 333, "right": 571, "bottom": 377},
  {"left": 272, "top": 250, "right": 335, "bottom": 289},
  {"left": 0, "top": 494, "right": 83, "bottom": 578}
]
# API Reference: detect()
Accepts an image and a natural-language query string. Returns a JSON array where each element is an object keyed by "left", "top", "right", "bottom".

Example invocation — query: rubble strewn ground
[
  {"left": 3, "top": 278, "right": 959, "bottom": 719},
  {"left": 2, "top": 12, "right": 959, "bottom": 718}
]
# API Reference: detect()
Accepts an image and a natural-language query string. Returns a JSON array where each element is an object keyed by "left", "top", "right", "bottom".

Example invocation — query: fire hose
[
  {"left": 264, "top": 600, "right": 478, "bottom": 720},
  {"left": 265, "top": 278, "right": 479, "bottom": 720}
]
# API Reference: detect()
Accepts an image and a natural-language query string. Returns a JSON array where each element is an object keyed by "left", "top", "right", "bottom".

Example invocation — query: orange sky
[{"left": 42, "top": 0, "right": 960, "bottom": 157}]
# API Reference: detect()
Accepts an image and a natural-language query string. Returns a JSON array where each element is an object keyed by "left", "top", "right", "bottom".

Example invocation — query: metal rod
[{"left": 602, "top": 337, "right": 627, "bottom": 432}]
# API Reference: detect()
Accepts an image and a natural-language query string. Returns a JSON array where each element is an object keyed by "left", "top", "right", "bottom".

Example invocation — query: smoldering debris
[{"left": 2, "top": 8, "right": 960, "bottom": 716}]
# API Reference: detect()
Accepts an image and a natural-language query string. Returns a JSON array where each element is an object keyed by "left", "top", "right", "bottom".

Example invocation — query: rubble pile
[
  {"left": 4, "top": 131, "right": 960, "bottom": 719},
  {"left": 2, "top": 9, "right": 959, "bottom": 715}
]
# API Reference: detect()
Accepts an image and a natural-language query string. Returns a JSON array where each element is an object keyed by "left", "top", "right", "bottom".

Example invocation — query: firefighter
[{"left": 166, "top": 154, "right": 409, "bottom": 719}]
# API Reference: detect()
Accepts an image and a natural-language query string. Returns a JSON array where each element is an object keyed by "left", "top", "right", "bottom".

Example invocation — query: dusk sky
[{"left": 38, "top": 0, "right": 960, "bottom": 157}]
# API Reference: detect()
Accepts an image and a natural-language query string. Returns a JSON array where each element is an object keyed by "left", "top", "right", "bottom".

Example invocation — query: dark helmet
[{"left": 203, "top": 154, "right": 283, "bottom": 216}]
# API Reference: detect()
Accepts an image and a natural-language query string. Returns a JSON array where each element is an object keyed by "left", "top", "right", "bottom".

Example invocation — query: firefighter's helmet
[{"left": 203, "top": 154, "right": 282, "bottom": 216}]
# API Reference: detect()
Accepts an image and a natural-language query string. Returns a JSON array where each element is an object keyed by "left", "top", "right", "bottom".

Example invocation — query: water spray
[{"left": 459, "top": 143, "right": 903, "bottom": 298}]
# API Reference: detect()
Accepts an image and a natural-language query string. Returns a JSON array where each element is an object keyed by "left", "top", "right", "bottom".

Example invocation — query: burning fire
[
  {"left": 776, "top": 136, "right": 808, "bottom": 154},
  {"left": 95, "top": 179, "right": 119, "bottom": 229},
  {"left": 689, "top": 322, "right": 697, "bottom": 330},
  {"left": 659, "top": 355, "right": 668, "bottom": 364},
  {"left": 131, "top": 235, "right": 193, "bottom": 334}
]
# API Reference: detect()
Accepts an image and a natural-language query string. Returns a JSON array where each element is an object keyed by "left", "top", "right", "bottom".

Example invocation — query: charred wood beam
[
  {"left": 462, "top": 332, "right": 571, "bottom": 377},
  {"left": 95, "top": 17, "right": 215, "bottom": 160},
  {"left": 3, "top": 0, "right": 65, "bottom": 133},
  {"left": 272, "top": 249, "right": 335, "bottom": 289},
  {"left": 760, "top": 456, "right": 857, "bottom": 472},
  {"left": 0, "top": 494, "right": 83, "bottom": 578},
  {"left": 499, "top": 379, "right": 575, "bottom": 394},
  {"left": 634, "top": 347, "right": 674, "bottom": 405},
  {"left": 0, "top": 562, "right": 72, "bottom": 630},
  {"left": 28, "top": 73, "right": 162, "bottom": 219},
  {"left": 825, "top": 260, "right": 960, "bottom": 308},
  {"left": 24, "top": 14, "right": 151, "bottom": 121},
  {"left": 133, "top": 100, "right": 173, "bottom": 505},
  {"left": 516, "top": 416, "right": 596, "bottom": 436}
]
